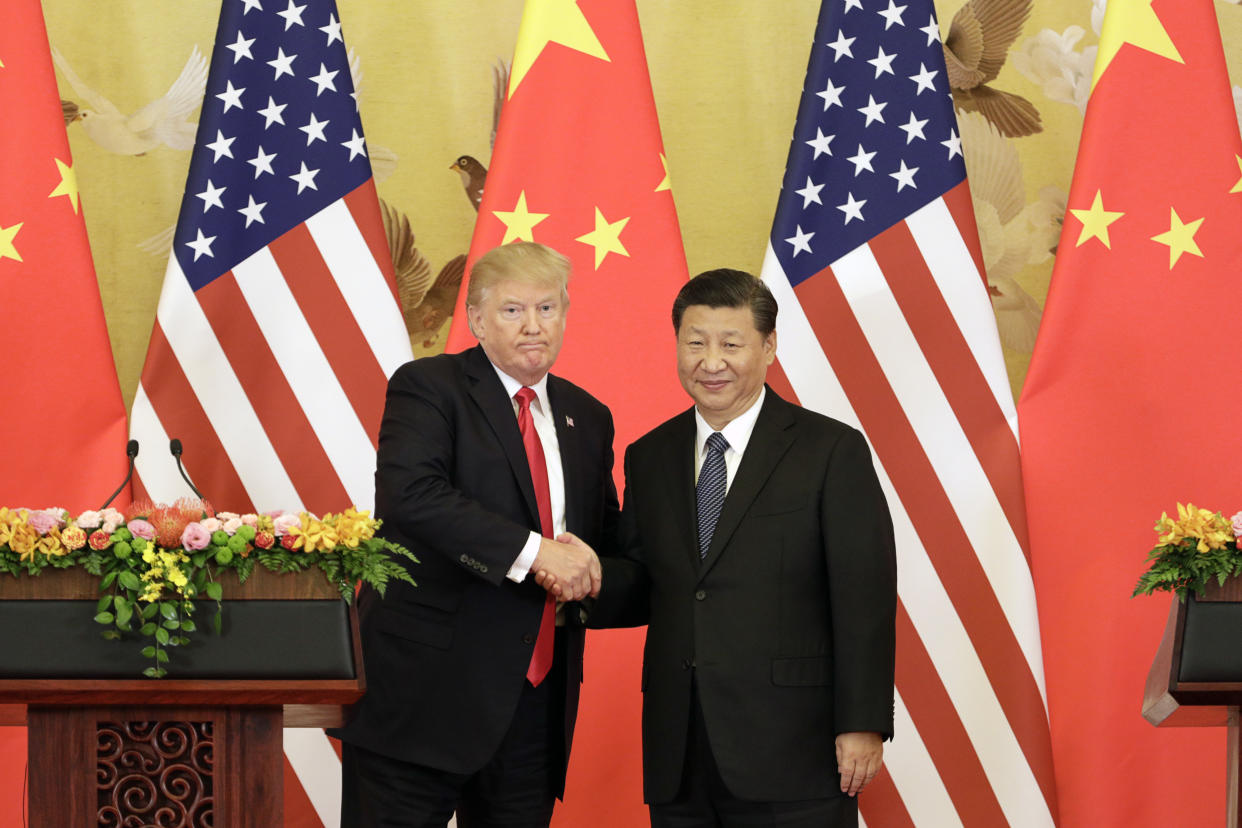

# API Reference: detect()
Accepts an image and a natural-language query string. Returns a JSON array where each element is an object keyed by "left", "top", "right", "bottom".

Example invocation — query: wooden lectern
[
  {"left": 0, "top": 568, "right": 363, "bottom": 826},
  {"left": 1144, "top": 578, "right": 1242, "bottom": 827}
]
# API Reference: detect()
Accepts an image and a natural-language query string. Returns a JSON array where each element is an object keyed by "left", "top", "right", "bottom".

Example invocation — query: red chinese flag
[
  {"left": 1019, "top": 1, "right": 1242, "bottom": 825},
  {"left": 446, "top": 0, "right": 690, "bottom": 822},
  {"left": 0, "top": 1, "right": 131, "bottom": 823}
]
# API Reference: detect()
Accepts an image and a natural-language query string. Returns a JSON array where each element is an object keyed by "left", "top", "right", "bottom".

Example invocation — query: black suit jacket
[
  {"left": 591, "top": 388, "right": 896, "bottom": 804},
  {"left": 330, "top": 346, "right": 618, "bottom": 795}
]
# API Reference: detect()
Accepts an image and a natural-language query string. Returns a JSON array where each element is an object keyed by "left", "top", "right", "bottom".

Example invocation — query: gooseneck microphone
[
  {"left": 99, "top": 440, "right": 140, "bottom": 511},
  {"left": 169, "top": 438, "right": 207, "bottom": 501}
]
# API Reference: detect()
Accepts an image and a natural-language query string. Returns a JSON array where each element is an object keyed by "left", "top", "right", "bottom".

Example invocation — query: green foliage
[{"left": 1133, "top": 540, "right": 1242, "bottom": 601}]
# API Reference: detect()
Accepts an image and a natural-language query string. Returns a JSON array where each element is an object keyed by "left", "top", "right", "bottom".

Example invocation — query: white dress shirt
[
  {"left": 489, "top": 366, "right": 566, "bottom": 583},
  {"left": 693, "top": 387, "right": 766, "bottom": 492}
]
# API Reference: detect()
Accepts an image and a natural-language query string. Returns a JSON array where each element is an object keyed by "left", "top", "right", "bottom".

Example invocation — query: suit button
[
  {"left": 694, "top": 590, "right": 706, "bottom": 601},
  {"left": 459, "top": 554, "right": 469, "bottom": 564},
  {"left": 522, "top": 633, "right": 534, "bottom": 645}
]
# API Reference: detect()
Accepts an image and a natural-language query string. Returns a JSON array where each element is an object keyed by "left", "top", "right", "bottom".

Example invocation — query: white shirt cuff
[{"left": 507, "top": 531, "right": 542, "bottom": 583}]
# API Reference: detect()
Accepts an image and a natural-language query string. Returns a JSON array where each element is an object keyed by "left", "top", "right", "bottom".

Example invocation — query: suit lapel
[
  {"left": 547, "top": 377, "right": 581, "bottom": 533},
  {"left": 465, "top": 347, "right": 540, "bottom": 531},
  {"left": 662, "top": 410, "right": 700, "bottom": 573},
  {"left": 698, "top": 391, "right": 796, "bottom": 579}
]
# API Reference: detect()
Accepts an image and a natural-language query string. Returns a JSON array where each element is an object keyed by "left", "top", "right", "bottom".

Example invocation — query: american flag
[
  {"left": 129, "top": 2, "right": 410, "bottom": 822},
  {"left": 131, "top": 0, "right": 410, "bottom": 517},
  {"left": 758, "top": 1, "right": 1059, "bottom": 825}
]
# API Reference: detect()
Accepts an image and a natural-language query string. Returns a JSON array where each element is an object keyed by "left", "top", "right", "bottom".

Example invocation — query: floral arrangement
[
  {"left": 1133, "top": 503, "right": 1242, "bottom": 601},
  {"left": 0, "top": 498, "right": 416, "bottom": 677}
]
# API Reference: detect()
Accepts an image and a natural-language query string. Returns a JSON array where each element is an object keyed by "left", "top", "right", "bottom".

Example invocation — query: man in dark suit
[
  {"left": 331, "top": 242, "right": 618, "bottom": 828},
  {"left": 566, "top": 269, "right": 896, "bottom": 827}
]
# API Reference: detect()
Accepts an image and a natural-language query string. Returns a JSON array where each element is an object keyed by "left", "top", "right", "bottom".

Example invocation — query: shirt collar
[
  {"left": 694, "top": 386, "right": 765, "bottom": 458},
  {"left": 491, "top": 363, "right": 551, "bottom": 414}
]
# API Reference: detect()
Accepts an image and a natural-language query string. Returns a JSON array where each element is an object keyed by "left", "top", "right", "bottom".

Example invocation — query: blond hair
[{"left": 466, "top": 242, "right": 571, "bottom": 308}]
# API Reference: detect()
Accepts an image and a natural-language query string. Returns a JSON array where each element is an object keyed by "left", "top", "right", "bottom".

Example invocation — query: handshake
[{"left": 530, "top": 533, "right": 600, "bottom": 602}]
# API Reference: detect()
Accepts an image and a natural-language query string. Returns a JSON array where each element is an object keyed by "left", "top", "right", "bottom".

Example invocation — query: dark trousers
[
  {"left": 341, "top": 636, "right": 566, "bottom": 828},
  {"left": 650, "top": 683, "right": 857, "bottom": 828}
]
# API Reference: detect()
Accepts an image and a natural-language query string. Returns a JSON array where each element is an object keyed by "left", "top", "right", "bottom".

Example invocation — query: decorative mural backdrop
[{"left": 6, "top": 1, "right": 1241, "bottom": 826}]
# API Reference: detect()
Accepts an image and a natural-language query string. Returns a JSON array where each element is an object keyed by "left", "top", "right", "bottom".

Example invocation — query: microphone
[
  {"left": 99, "top": 440, "right": 139, "bottom": 511},
  {"left": 169, "top": 438, "right": 206, "bottom": 501}
]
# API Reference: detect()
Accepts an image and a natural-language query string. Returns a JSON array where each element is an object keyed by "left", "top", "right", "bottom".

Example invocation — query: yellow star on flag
[
  {"left": 0, "top": 222, "right": 23, "bottom": 262},
  {"left": 49, "top": 158, "right": 81, "bottom": 214},
  {"left": 508, "top": 0, "right": 609, "bottom": 98},
  {"left": 655, "top": 153, "right": 672, "bottom": 192},
  {"left": 1151, "top": 208, "right": 1204, "bottom": 269},
  {"left": 575, "top": 207, "right": 630, "bottom": 269},
  {"left": 493, "top": 190, "right": 549, "bottom": 244},
  {"left": 1231, "top": 155, "right": 1242, "bottom": 195},
  {"left": 1069, "top": 190, "right": 1124, "bottom": 248},
  {"left": 1093, "top": 0, "right": 1182, "bottom": 89}
]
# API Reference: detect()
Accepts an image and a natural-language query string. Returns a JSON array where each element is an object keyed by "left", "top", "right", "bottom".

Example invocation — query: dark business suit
[
  {"left": 330, "top": 345, "right": 618, "bottom": 817},
  {"left": 591, "top": 388, "right": 896, "bottom": 815}
]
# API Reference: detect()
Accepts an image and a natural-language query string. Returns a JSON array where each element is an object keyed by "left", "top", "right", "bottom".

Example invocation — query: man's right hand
[{"left": 531, "top": 534, "right": 601, "bottom": 601}]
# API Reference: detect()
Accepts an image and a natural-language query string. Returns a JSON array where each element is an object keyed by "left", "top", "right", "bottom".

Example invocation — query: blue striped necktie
[{"left": 696, "top": 432, "right": 730, "bottom": 558}]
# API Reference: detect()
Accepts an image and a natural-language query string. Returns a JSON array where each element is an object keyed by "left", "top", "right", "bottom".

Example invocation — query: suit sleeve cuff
[{"left": 506, "top": 532, "right": 542, "bottom": 583}]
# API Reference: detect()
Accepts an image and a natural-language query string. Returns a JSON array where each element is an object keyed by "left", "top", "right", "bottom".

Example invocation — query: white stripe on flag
[
  {"left": 888, "top": 689, "right": 962, "bottom": 828},
  {"left": 284, "top": 728, "right": 341, "bottom": 828},
  {"left": 130, "top": 383, "right": 196, "bottom": 502},
  {"left": 306, "top": 200, "right": 413, "bottom": 379},
  {"left": 232, "top": 246, "right": 378, "bottom": 509},
  {"left": 906, "top": 199, "right": 1018, "bottom": 438},
  {"left": 832, "top": 241, "right": 1044, "bottom": 692},
  {"left": 157, "top": 257, "right": 303, "bottom": 510}
]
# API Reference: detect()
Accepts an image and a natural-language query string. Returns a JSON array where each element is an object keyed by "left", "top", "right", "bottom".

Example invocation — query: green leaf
[
  {"left": 101, "top": 570, "right": 118, "bottom": 589},
  {"left": 181, "top": 619, "right": 197, "bottom": 633},
  {"left": 155, "top": 627, "right": 170, "bottom": 645},
  {"left": 100, "top": 630, "right": 122, "bottom": 641},
  {"left": 118, "top": 571, "right": 142, "bottom": 592},
  {"left": 141, "top": 602, "right": 158, "bottom": 620},
  {"left": 212, "top": 611, "right": 223, "bottom": 635},
  {"left": 140, "top": 622, "right": 158, "bottom": 636},
  {"left": 205, "top": 581, "right": 223, "bottom": 601},
  {"left": 94, "top": 611, "right": 115, "bottom": 625},
  {"left": 96, "top": 596, "right": 113, "bottom": 613},
  {"left": 142, "top": 667, "right": 161, "bottom": 678},
  {"left": 159, "top": 602, "right": 177, "bottom": 620},
  {"left": 163, "top": 618, "right": 181, "bottom": 630},
  {"left": 141, "top": 646, "right": 156, "bottom": 658},
  {"left": 154, "top": 650, "right": 169, "bottom": 663},
  {"left": 116, "top": 602, "right": 133, "bottom": 628}
]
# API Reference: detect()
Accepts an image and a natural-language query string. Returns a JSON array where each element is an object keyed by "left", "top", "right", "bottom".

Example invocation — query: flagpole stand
[
  {"left": 1143, "top": 582, "right": 1242, "bottom": 827},
  {"left": 0, "top": 568, "right": 364, "bottom": 826}
]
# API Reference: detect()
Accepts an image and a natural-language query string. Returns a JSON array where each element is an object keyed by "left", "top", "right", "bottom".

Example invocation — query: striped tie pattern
[{"left": 695, "top": 432, "right": 729, "bottom": 558}]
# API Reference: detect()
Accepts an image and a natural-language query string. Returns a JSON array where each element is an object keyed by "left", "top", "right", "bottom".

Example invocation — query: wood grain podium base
[
  {"left": 0, "top": 567, "right": 365, "bottom": 827},
  {"left": 1143, "top": 578, "right": 1242, "bottom": 827}
]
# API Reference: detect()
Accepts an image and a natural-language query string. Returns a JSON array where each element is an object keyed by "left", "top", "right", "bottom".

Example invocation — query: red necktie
[{"left": 515, "top": 387, "right": 556, "bottom": 686}]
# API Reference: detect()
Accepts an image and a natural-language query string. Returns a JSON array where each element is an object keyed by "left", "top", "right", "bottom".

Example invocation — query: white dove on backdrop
[{"left": 52, "top": 45, "right": 208, "bottom": 155}]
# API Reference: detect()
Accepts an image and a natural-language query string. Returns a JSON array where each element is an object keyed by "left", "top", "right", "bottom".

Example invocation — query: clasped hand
[{"left": 531, "top": 532, "right": 600, "bottom": 602}]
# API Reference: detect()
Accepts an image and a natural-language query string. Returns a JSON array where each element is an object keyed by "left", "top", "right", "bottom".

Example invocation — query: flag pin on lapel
[{"left": 565, "top": 415, "right": 574, "bottom": 428}]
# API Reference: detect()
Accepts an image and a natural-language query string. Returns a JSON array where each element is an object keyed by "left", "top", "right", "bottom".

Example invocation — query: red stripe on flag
[
  {"left": 894, "top": 603, "right": 1009, "bottom": 825},
  {"left": 138, "top": 325, "right": 253, "bottom": 512},
  {"left": 794, "top": 271, "right": 1058, "bottom": 816},
  {"left": 268, "top": 225, "right": 387, "bottom": 447},
  {"left": 344, "top": 179, "right": 402, "bottom": 302},
  {"left": 868, "top": 216, "right": 1031, "bottom": 560},
  {"left": 766, "top": 357, "right": 799, "bottom": 404},
  {"left": 942, "top": 181, "right": 988, "bottom": 292},
  {"left": 196, "top": 274, "right": 353, "bottom": 512},
  {"left": 858, "top": 766, "right": 915, "bottom": 828}
]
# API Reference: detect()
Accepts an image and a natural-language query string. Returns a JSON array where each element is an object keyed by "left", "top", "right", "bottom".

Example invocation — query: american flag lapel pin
[{"left": 565, "top": 415, "right": 574, "bottom": 428}]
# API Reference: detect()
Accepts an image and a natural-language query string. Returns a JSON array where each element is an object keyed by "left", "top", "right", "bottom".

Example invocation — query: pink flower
[
  {"left": 101, "top": 508, "right": 124, "bottom": 534},
  {"left": 217, "top": 511, "right": 241, "bottom": 522},
  {"left": 240, "top": 513, "right": 259, "bottom": 527},
  {"left": 28, "top": 510, "right": 59, "bottom": 536},
  {"left": 272, "top": 513, "right": 301, "bottom": 536},
  {"left": 180, "top": 522, "right": 211, "bottom": 551},
  {"left": 1231, "top": 512, "right": 1242, "bottom": 539},
  {"left": 76, "top": 510, "right": 103, "bottom": 530},
  {"left": 200, "top": 517, "right": 223, "bottom": 533},
  {"left": 222, "top": 517, "right": 243, "bottom": 535},
  {"left": 127, "top": 520, "right": 156, "bottom": 542}
]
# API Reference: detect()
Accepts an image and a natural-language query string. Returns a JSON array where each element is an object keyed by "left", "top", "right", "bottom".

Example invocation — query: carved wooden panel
[{"left": 97, "top": 721, "right": 213, "bottom": 828}]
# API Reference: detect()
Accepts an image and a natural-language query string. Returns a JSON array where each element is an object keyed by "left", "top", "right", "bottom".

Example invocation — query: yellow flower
[
  {"left": 1156, "top": 502, "right": 1233, "bottom": 553},
  {"left": 9, "top": 522, "right": 38, "bottom": 561},
  {"left": 288, "top": 514, "right": 339, "bottom": 553},
  {"left": 0, "top": 507, "right": 19, "bottom": 546},
  {"left": 328, "top": 508, "right": 375, "bottom": 549},
  {"left": 33, "top": 529, "right": 67, "bottom": 558}
]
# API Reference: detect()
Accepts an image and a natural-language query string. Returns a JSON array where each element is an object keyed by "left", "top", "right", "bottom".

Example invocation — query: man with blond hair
[{"left": 332, "top": 242, "right": 617, "bottom": 828}]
